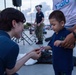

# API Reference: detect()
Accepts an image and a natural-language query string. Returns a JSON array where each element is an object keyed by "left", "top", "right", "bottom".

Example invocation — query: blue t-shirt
[
  {"left": 36, "top": 11, "right": 44, "bottom": 24},
  {"left": 0, "top": 30, "right": 19, "bottom": 75},
  {"left": 48, "top": 28, "right": 73, "bottom": 72}
]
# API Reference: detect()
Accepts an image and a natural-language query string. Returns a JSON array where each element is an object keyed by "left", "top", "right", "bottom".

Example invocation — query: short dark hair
[
  {"left": 49, "top": 10, "right": 66, "bottom": 23},
  {"left": 0, "top": 8, "right": 26, "bottom": 31},
  {"left": 35, "top": 5, "right": 42, "bottom": 8}
]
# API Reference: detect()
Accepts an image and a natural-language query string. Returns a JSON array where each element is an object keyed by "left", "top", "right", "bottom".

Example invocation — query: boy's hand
[{"left": 54, "top": 40, "right": 62, "bottom": 47}]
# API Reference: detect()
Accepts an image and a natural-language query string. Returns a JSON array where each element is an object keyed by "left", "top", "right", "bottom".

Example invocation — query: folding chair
[{"left": 21, "top": 31, "right": 34, "bottom": 45}]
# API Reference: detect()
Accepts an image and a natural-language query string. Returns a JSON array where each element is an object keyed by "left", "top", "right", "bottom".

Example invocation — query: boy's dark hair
[
  {"left": 0, "top": 8, "right": 26, "bottom": 31},
  {"left": 49, "top": 10, "right": 66, "bottom": 24}
]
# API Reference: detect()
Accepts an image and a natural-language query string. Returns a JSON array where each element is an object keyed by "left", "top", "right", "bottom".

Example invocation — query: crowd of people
[{"left": 0, "top": 0, "right": 76, "bottom": 75}]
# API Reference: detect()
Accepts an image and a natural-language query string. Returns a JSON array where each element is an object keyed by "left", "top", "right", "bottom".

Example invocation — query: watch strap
[{"left": 73, "top": 31, "right": 76, "bottom": 38}]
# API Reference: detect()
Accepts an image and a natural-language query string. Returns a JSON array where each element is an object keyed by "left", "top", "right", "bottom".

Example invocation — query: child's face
[{"left": 49, "top": 18, "right": 64, "bottom": 33}]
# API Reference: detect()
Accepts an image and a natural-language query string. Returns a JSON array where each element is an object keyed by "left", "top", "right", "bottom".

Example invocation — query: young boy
[
  {"left": 45, "top": 0, "right": 76, "bottom": 48},
  {"left": 43, "top": 10, "right": 74, "bottom": 75},
  {"left": 0, "top": 8, "right": 41, "bottom": 75}
]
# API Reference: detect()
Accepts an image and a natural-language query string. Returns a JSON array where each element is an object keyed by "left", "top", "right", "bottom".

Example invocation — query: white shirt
[{"left": 53, "top": 0, "right": 76, "bottom": 27}]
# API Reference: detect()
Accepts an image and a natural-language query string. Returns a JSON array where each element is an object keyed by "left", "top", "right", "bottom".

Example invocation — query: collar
[
  {"left": 55, "top": 28, "right": 66, "bottom": 34},
  {"left": 0, "top": 30, "right": 11, "bottom": 39}
]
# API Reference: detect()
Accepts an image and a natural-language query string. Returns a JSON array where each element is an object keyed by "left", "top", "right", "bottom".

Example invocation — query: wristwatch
[{"left": 72, "top": 31, "right": 76, "bottom": 38}]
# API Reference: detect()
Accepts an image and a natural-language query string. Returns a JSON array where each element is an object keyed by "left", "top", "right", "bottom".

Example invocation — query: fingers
[
  {"left": 54, "top": 41, "right": 59, "bottom": 47},
  {"left": 54, "top": 40, "right": 62, "bottom": 47},
  {"left": 69, "top": 45, "right": 74, "bottom": 49},
  {"left": 64, "top": 43, "right": 71, "bottom": 48},
  {"left": 33, "top": 48, "right": 40, "bottom": 51},
  {"left": 35, "top": 49, "right": 41, "bottom": 57},
  {"left": 61, "top": 41, "right": 67, "bottom": 47},
  {"left": 37, "top": 52, "right": 41, "bottom": 57},
  {"left": 36, "top": 50, "right": 41, "bottom": 53},
  {"left": 61, "top": 41, "right": 74, "bottom": 49},
  {"left": 62, "top": 41, "right": 74, "bottom": 48},
  {"left": 33, "top": 49, "right": 41, "bottom": 54},
  {"left": 35, "top": 50, "right": 41, "bottom": 59}
]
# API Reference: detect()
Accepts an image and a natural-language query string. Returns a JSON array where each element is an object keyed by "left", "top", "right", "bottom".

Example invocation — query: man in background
[{"left": 34, "top": 5, "right": 44, "bottom": 44}]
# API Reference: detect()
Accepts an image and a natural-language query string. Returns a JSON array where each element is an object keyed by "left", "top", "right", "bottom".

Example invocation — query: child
[{"left": 42, "top": 10, "right": 74, "bottom": 75}]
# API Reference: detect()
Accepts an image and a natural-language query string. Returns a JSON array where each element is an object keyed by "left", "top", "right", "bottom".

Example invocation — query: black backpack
[{"left": 36, "top": 50, "right": 52, "bottom": 64}]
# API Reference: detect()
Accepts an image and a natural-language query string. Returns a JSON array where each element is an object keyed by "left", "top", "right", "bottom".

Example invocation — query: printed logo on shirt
[
  {"left": 55, "top": 0, "right": 69, "bottom": 9},
  {"left": 60, "top": 36, "right": 65, "bottom": 40}
]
